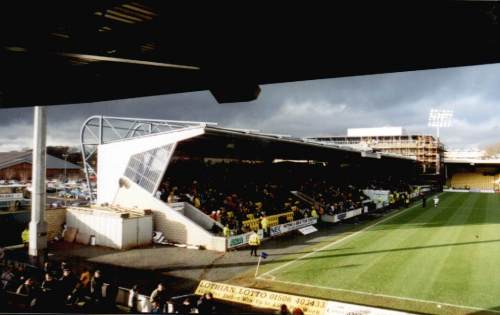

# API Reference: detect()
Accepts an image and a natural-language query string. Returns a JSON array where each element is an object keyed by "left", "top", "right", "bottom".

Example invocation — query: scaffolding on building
[{"left": 308, "top": 134, "right": 444, "bottom": 175}]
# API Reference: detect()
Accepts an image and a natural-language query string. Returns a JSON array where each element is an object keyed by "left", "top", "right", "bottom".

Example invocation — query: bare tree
[{"left": 484, "top": 142, "right": 500, "bottom": 157}]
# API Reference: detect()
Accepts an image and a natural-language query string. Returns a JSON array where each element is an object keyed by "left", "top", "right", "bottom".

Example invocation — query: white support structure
[{"left": 29, "top": 106, "right": 48, "bottom": 258}]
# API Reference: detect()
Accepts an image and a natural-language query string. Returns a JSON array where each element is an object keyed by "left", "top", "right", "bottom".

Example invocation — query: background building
[
  {"left": 0, "top": 150, "right": 82, "bottom": 181},
  {"left": 308, "top": 127, "right": 445, "bottom": 175},
  {"left": 444, "top": 148, "right": 486, "bottom": 160}
]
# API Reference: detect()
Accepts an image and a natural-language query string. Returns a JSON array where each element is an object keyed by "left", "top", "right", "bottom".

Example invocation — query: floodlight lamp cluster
[{"left": 428, "top": 109, "right": 454, "bottom": 127}]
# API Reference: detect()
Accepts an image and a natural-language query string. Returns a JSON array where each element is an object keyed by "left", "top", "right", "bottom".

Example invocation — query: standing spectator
[
  {"left": 223, "top": 224, "right": 231, "bottom": 238},
  {"left": 260, "top": 214, "right": 269, "bottom": 237},
  {"left": 21, "top": 226, "right": 29, "bottom": 248},
  {"left": 248, "top": 230, "right": 261, "bottom": 257},
  {"left": 292, "top": 307, "right": 304, "bottom": 315},
  {"left": 150, "top": 282, "right": 168, "bottom": 312}
]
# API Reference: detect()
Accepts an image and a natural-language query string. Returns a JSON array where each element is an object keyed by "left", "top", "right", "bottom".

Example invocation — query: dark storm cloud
[{"left": 0, "top": 63, "right": 499, "bottom": 150}]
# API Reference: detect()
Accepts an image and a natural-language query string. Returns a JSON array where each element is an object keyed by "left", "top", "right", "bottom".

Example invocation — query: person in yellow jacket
[
  {"left": 311, "top": 208, "right": 319, "bottom": 218},
  {"left": 260, "top": 215, "right": 269, "bottom": 237},
  {"left": 248, "top": 230, "right": 261, "bottom": 257},
  {"left": 223, "top": 225, "right": 231, "bottom": 238},
  {"left": 21, "top": 226, "right": 29, "bottom": 247}
]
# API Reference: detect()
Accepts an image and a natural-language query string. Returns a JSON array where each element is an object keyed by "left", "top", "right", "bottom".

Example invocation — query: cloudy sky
[{"left": 1, "top": 63, "right": 499, "bottom": 152}]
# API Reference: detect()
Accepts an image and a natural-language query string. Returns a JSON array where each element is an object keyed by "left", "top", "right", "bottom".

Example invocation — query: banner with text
[
  {"left": 195, "top": 280, "right": 411, "bottom": 315},
  {"left": 270, "top": 217, "right": 317, "bottom": 237},
  {"left": 195, "top": 280, "right": 327, "bottom": 315},
  {"left": 227, "top": 230, "right": 264, "bottom": 249},
  {"left": 321, "top": 207, "right": 363, "bottom": 223},
  {"left": 363, "top": 190, "right": 390, "bottom": 209},
  {"left": 0, "top": 193, "right": 23, "bottom": 200}
]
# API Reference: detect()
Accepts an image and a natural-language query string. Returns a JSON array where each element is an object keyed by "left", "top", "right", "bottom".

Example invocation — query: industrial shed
[{"left": 0, "top": 150, "right": 82, "bottom": 181}]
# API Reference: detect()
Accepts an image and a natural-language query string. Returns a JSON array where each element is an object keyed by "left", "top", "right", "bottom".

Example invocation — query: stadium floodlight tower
[
  {"left": 428, "top": 109, "right": 453, "bottom": 175},
  {"left": 428, "top": 108, "right": 453, "bottom": 139}
]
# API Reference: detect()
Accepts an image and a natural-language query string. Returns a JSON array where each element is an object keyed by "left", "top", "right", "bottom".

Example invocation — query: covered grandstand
[
  {"left": 445, "top": 158, "right": 500, "bottom": 192},
  {"left": 81, "top": 116, "right": 418, "bottom": 252}
]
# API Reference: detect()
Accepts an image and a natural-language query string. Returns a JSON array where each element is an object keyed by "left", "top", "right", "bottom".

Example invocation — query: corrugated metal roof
[{"left": 0, "top": 151, "right": 81, "bottom": 170}]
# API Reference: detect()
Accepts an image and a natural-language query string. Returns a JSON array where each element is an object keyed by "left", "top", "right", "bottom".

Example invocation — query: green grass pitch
[{"left": 257, "top": 192, "right": 500, "bottom": 314}]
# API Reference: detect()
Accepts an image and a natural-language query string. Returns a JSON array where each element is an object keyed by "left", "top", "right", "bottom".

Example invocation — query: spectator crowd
[
  {"left": 0, "top": 257, "right": 226, "bottom": 314},
  {"left": 153, "top": 160, "right": 399, "bottom": 236}
]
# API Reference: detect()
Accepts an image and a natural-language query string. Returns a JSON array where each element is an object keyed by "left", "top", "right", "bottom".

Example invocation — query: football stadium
[{"left": 2, "top": 3, "right": 500, "bottom": 315}]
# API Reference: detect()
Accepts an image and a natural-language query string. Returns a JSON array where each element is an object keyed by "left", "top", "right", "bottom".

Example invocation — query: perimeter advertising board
[
  {"left": 270, "top": 217, "right": 317, "bottom": 237},
  {"left": 362, "top": 189, "right": 390, "bottom": 209},
  {"left": 321, "top": 207, "right": 363, "bottom": 223},
  {"left": 0, "top": 193, "right": 23, "bottom": 200},
  {"left": 227, "top": 230, "right": 264, "bottom": 249},
  {"left": 195, "top": 280, "right": 411, "bottom": 315},
  {"left": 195, "top": 280, "right": 327, "bottom": 315}
]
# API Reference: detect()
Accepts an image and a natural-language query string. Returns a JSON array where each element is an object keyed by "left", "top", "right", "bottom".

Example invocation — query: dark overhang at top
[{"left": 2, "top": 2, "right": 500, "bottom": 107}]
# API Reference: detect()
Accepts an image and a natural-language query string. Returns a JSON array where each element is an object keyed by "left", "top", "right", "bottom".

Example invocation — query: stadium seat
[{"left": 450, "top": 172, "right": 495, "bottom": 190}]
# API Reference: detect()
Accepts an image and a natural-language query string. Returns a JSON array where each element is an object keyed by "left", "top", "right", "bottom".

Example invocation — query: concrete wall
[
  {"left": 122, "top": 216, "right": 153, "bottom": 248},
  {"left": 97, "top": 127, "right": 205, "bottom": 205},
  {"left": 114, "top": 179, "right": 226, "bottom": 251},
  {"left": 66, "top": 207, "right": 152, "bottom": 249},
  {"left": 44, "top": 208, "right": 66, "bottom": 240},
  {"left": 67, "top": 208, "right": 123, "bottom": 248},
  {"left": 182, "top": 202, "right": 224, "bottom": 230}
]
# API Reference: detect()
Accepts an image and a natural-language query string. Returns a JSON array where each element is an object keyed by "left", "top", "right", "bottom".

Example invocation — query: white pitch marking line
[
  {"left": 260, "top": 278, "right": 500, "bottom": 314},
  {"left": 259, "top": 193, "right": 445, "bottom": 279}
]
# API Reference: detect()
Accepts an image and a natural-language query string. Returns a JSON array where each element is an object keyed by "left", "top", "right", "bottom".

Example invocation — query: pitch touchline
[
  {"left": 430, "top": 206, "right": 494, "bottom": 211},
  {"left": 259, "top": 193, "right": 444, "bottom": 279},
  {"left": 259, "top": 278, "right": 500, "bottom": 314}
]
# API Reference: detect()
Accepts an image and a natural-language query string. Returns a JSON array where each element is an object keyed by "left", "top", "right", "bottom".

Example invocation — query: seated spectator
[
  {"left": 59, "top": 267, "right": 78, "bottom": 304},
  {"left": 167, "top": 191, "right": 176, "bottom": 204},
  {"left": 197, "top": 292, "right": 216, "bottom": 315},
  {"left": 1, "top": 266, "right": 16, "bottom": 290},
  {"left": 177, "top": 297, "right": 194, "bottom": 314},
  {"left": 16, "top": 277, "right": 36, "bottom": 296},
  {"left": 40, "top": 273, "right": 60, "bottom": 311},
  {"left": 150, "top": 299, "right": 162, "bottom": 314},
  {"left": 150, "top": 282, "right": 168, "bottom": 313},
  {"left": 79, "top": 267, "right": 91, "bottom": 287},
  {"left": 90, "top": 270, "right": 104, "bottom": 305},
  {"left": 278, "top": 304, "right": 291, "bottom": 315},
  {"left": 128, "top": 284, "right": 140, "bottom": 313}
]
